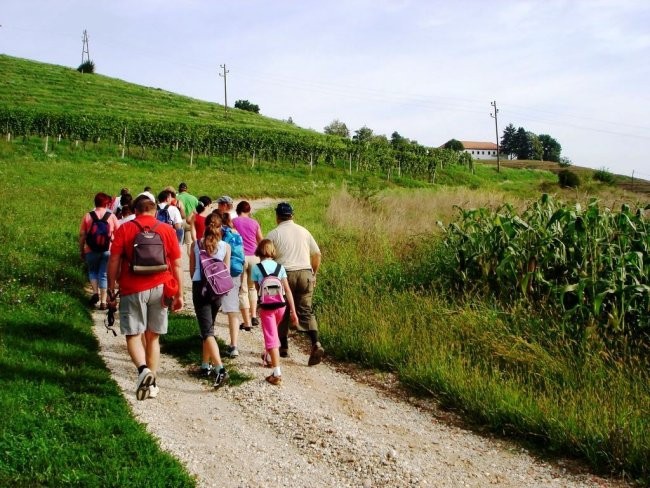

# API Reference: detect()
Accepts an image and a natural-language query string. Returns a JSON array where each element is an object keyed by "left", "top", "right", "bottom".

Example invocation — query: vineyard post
[
  {"left": 190, "top": 145, "right": 194, "bottom": 167},
  {"left": 631, "top": 170, "right": 634, "bottom": 191},
  {"left": 252, "top": 149, "right": 256, "bottom": 168},
  {"left": 310, "top": 153, "right": 314, "bottom": 173},
  {"left": 121, "top": 126, "right": 126, "bottom": 159},
  {"left": 44, "top": 118, "right": 50, "bottom": 153},
  {"left": 349, "top": 153, "right": 352, "bottom": 175}
]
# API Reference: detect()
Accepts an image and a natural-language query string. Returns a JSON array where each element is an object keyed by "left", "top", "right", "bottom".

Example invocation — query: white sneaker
[
  {"left": 148, "top": 384, "right": 160, "bottom": 399},
  {"left": 136, "top": 368, "right": 154, "bottom": 401}
]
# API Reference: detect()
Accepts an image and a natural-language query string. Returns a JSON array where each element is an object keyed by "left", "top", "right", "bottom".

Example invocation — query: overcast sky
[{"left": 3, "top": 0, "right": 649, "bottom": 177}]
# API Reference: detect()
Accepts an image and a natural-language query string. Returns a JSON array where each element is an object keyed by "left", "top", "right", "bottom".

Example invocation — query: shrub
[
  {"left": 558, "top": 156, "right": 572, "bottom": 167},
  {"left": 234, "top": 99, "right": 260, "bottom": 114},
  {"left": 593, "top": 167, "right": 616, "bottom": 185},
  {"left": 558, "top": 169, "right": 580, "bottom": 188},
  {"left": 77, "top": 60, "right": 95, "bottom": 74}
]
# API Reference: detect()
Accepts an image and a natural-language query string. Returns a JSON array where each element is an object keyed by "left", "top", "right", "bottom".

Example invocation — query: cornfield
[{"left": 443, "top": 194, "right": 649, "bottom": 357}]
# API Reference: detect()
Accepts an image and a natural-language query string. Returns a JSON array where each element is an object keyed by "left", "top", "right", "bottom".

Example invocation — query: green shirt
[{"left": 176, "top": 192, "right": 199, "bottom": 218}]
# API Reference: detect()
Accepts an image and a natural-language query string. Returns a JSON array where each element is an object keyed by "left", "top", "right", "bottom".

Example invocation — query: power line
[
  {"left": 80, "top": 29, "right": 90, "bottom": 71},
  {"left": 219, "top": 64, "right": 229, "bottom": 117},
  {"left": 490, "top": 101, "right": 500, "bottom": 173}
]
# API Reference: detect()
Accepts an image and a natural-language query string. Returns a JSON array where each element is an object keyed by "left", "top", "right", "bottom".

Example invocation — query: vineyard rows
[{"left": 0, "top": 107, "right": 470, "bottom": 179}]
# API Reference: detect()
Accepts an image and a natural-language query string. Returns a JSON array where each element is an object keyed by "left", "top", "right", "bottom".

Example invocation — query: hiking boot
[
  {"left": 136, "top": 368, "right": 154, "bottom": 400},
  {"left": 251, "top": 317, "right": 260, "bottom": 327},
  {"left": 148, "top": 384, "right": 160, "bottom": 399},
  {"left": 279, "top": 347, "right": 289, "bottom": 358},
  {"left": 239, "top": 323, "right": 251, "bottom": 332},
  {"left": 265, "top": 374, "right": 282, "bottom": 386},
  {"left": 308, "top": 342, "right": 325, "bottom": 366},
  {"left": 89, "top": 293, "right": 100, "bottom": 307},
  {"left": 227, "top": 346, "right": 239, "bottom": 358},
  {"left": 99, "top": 303, "right": 107, "bottom": 311},
  {"left": 213, "top": 368, "right": 229, "bottom": 389}
]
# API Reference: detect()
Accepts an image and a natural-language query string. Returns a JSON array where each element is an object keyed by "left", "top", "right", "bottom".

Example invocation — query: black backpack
[
  {"left": 130, "top": 221, "right": 168, "bottom": 275},
  {"left": 86, "top": 211, "right": 112, "bottom": 252}
]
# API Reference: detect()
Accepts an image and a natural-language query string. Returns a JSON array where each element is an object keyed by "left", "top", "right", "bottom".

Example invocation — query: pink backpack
[
  {"left": 257, "top": 262, "right": 287, "bottom": 310},
  {"left": 198, "top": 242, "right": 234, "bottom": 300}
]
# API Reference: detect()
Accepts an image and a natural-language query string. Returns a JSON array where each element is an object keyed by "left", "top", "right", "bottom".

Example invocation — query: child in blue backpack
[{"left": 252, "top": 239, "right": 298, "bottom": 385}]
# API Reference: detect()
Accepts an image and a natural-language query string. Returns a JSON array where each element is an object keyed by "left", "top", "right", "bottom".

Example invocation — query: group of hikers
[{"left": 79, "top": 182, "right": 323, "bottom": 400}]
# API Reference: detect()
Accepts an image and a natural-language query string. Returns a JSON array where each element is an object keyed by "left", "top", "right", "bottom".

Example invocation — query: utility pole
[
  {"left": 219, "top": 64, "right": 229, "bottom": 117},
  {"left": 490, "top": 101, "right": 500, "bottom": 173},
  {"left": 80, "top": 29, "right": 90, "bottom": 72}
]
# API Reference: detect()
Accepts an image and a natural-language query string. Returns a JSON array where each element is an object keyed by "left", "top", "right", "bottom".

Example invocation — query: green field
[{"left": 0, "top": 55, "right": 648, "bottom": 485}]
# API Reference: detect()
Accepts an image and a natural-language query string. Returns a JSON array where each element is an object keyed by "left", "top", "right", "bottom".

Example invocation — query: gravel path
[{"left": 91, "top": 200, "right": 625, "bottom": 488}]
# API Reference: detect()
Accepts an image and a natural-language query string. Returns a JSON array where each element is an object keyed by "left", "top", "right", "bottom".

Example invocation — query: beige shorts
[{"left": 119, "top": 285, "right": 168, "bottom": 336}]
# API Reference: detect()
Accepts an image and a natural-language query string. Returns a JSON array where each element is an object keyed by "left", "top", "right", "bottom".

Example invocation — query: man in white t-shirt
[{"left": 157, "top": 190, "right": 183, "bottom": 245}]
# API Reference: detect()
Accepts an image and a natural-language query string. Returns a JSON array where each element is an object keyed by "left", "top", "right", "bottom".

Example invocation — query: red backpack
[{"left": 86, "top": 211, "right": 112, "bottom": 252}]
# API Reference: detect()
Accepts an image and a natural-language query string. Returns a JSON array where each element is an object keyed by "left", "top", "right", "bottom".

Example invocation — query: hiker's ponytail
[{"left": 203, "top": 213, "right": 222, "bottom": 256}]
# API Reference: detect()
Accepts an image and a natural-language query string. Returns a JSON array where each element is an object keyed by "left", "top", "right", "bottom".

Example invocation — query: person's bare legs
[
  {"left": 203, "top": 336, "right": 222, "bottom": 364},
  {"left": 126, "top": 333, "right": 146, "bottom": 367},
  {"left": 227, "top": 312, "right": 239, "bottom": 352},
  {"left": 144, "top": 330, "right": 160, "bottom": 374}
]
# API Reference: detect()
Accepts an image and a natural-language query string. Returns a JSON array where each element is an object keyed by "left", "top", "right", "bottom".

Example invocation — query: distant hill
[
  {"left": 1, "top": 54, "right": 648, "bottom": 197},
  {"left": 486, "top": 159, "right": 650, "bottom": 197},
  {"left": 0, "top": 54, "right": 310, "bottom": 133}
]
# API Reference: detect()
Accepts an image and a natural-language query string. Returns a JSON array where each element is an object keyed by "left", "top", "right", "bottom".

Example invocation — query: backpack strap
[
  {"left": 89, "top": 210, "right": 99, "bottom": 222},
  {"left": 273, "top": 263, "right": 282, "bottom": 277},
  {"left": 101, "top": 211, "right": 111, "bottom": 222},
  {"left": 257, "top": 262, "right": 269, "bottom": 278}
]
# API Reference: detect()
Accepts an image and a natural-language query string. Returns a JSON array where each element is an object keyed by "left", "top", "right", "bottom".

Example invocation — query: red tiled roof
[{"left": 460, "top": 141, "right": 498, "bottom": 150}]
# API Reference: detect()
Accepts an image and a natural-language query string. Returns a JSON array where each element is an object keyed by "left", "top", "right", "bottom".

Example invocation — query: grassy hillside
[{"left": 0, "top": 54, "right": 307, "bottom": 131}]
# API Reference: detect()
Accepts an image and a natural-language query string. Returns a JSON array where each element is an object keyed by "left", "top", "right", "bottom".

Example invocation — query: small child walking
[{"left": 252, "top": 239, "right": 298, "bottom": 385}]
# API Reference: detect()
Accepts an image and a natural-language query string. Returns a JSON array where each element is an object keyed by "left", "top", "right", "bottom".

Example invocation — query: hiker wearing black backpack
[
  {"left": 189, "top": 212, "right": 231, "bottom": 388},
  {"left": 106, "top": 191, "right": 184, "bottom": 401},
  {"left": 252, "top": 239, "right": 298, "bottom": 385},
  {"left": 79, "top": 192, "right": 120, "bottom": 310},
  {"left": 157, "top": 190, "right": 183, "bottom": 245},
  {"left": 266, "top": 202, "right": 324, "bottom": 366}
]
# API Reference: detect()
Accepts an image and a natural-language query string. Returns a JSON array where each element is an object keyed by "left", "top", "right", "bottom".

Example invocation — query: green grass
[
  {"left": 316, "top": 206, "right": 649, "bottom": 482},
  {"left": 0, "top": 54, "right": 305, "bottom": 132}
]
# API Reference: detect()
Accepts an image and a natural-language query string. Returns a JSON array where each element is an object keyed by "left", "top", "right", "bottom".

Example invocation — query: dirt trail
[{"left": 91, "top": 199, "right": 623, "bottom": 487}]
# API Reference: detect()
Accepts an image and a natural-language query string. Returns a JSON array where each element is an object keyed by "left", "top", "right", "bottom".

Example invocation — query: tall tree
[
  {"left": 443, "top": 139, "right": 464, "bottom": 151},
  {"left": 538, "top": 134, "right": 562, "bottom": 162},
  {"left": 529, "top": 132, "right": 543, "bottom": 160},
  {"left": 500, "top": 123, "right": 517, "bottom": 159},
  {"left": 324, "top": 119, "right": 350, "bottom": 138},
  {"left": 514, "top": 127, "right": 531, "bottom": 159}
]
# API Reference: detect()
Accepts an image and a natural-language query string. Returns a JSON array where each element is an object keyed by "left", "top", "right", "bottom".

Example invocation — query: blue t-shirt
[{"left": 251, "top": 259, "right": 287, "bottom": 284}]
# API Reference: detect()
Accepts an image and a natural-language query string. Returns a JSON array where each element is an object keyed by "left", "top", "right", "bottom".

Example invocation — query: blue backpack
[
  {"left": 156, "top": 205, "right": 173, "bottom": 225},
  {"left": 221, "top": 227, "right": 244, "bottom": 277}
]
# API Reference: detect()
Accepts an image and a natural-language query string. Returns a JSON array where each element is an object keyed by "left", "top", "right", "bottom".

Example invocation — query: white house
[{"left": 459, "top": 141, "right": 498, "bottom": 160}]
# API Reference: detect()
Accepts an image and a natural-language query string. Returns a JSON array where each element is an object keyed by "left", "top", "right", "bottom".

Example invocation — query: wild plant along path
[{"left": 91, "top": 199, "right": 621, "bottom": 488}]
